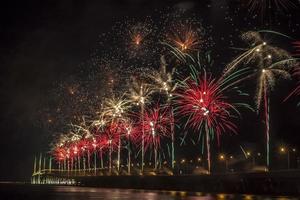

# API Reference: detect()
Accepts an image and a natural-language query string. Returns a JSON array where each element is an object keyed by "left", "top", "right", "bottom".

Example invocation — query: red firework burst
[
  {"left": 121, "top": 119, "right": 140, "bottom": 142},
  {"left": 53, "top": 147, "right": 67, "bottom": 161},
  {"left": 176, "top": 73, "right": 237, "bottom": 144},
  {"left": 137, "top": 106, "right": 171, "bottom": 151},
  {"left": 77, "top": 138, "right": 93, "bottom": 153},
  {"left": 69, "top": 143, "right": 80, "bottom": 158},
  {"left": 93, "top": 134, "right": 108, "bottom": 150},
  {"left": 175, "top": 71, "right": 240, "bottom": 173},
  {"left": 100, "top": 121, "right": 123, "bottom": 151}
]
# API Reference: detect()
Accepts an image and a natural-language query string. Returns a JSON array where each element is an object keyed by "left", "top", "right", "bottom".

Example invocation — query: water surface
[{"left": 0, "top": 184, "right": 298, "bottom": 200}]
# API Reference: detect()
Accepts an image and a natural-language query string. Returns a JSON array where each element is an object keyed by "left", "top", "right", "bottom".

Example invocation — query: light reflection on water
[
  {"left": 47, "top": 186, "right": 297, "bottom": 200},
  {"left": 0, "top": 184, "right": 297, "bottom": 200}
]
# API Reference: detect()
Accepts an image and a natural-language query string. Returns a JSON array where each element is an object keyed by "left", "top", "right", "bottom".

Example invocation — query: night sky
[{"left": 0, "top": 0, "right": 300, "bottom": 181}]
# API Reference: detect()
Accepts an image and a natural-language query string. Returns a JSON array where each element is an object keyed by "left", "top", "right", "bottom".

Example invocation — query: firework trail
[
  {"left": 149, "top": 56, "right": 177, "bottom": 168},
  {"left": 90, "top": 106, "right": 110, "bottom": 170},
  {"left": 121, "top": 118, "right": 140, "bottom": 174},
  {"left": 70, "top": 117, "right": 95, "bottom": 172},
  {"left": 225, "top": 31, "right": 297, "bottom": 168},
  {"left": 149, "top": 56, "right": 177, "bottom": 97},
  {"left": 51, "top": 116, "right": 98, "bottom": 174},
  {"left": 100, "top": 121, "right": 123, "bottom": 174},
  {"left": 129, "top": 76, "right": 153, "bottom": 173},
  {"left": 103, "top": 95, "right": 131, "bottom": 172},
  {"left": 94, "top": 133, "right": 109, "bottom": 169}
]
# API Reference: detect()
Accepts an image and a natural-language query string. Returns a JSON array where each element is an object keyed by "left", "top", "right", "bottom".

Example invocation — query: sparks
[
  {"left": 168, "top": 24, "right": 200, "bottom": 52},
  {"left": 176, "top": 68, "right": 244, "bottom": 173}
]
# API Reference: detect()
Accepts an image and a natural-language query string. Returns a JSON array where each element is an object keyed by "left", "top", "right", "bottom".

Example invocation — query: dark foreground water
[{"left": 0, "top": 184, "right": 298, "bottom": 200}]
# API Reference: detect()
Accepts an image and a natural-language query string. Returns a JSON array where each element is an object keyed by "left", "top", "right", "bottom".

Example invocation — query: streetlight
[
  {"left": 219, "top": 154, "right": 225, "bottom": 160},
  {"left": 219, "top": 154, "right": 227, "bottom": 172},
  {"left": 246, "top": 151, "right": 256, "bottom": 168},
  {"left": 197, "top": 157, "right": 202, "bottom": 168},
  {"left": 279, "top": 146, "right": 295, "bottom": 169},
  {"left": 180, "top": 159, "right": 186, "bottom": 175},
  {"left": 279, "top": 146, "right": 289, "bottom": 169},
  {"left": 280, "top": 147, "right": 286, "bottom": 153}
]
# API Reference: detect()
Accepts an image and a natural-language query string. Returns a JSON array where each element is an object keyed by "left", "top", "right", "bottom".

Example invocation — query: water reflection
[
  {"left": 0, "top": 184, "right": 297, "bottom": 200},
  {"left": 48, "top": 186, "right": 296, "bottom": 200}
]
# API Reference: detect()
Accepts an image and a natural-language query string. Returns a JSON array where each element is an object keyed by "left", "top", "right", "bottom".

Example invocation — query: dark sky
[{"left": 0, "top": 0, "right": 300, "bottom": 181}]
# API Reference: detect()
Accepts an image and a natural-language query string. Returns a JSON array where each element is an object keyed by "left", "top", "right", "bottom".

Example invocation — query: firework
[
  {"left": 101, "top": 121, "right": 123, "bottom": 174},
  {"left": 129, "top": 76, "right": 153, "bottom": 173},
  {"left": 129, "top": 76, "right": 153, "bottom": 106},
  {"left": 71, "top": 118, "right": 95, "bottom": 171},
  {"left": 250, "top": 32, "right": 294, "bottom": 169},
  {"left": 91, "top": 113, "right": 107, "bottom": 132},
  {"left": 138, "top": 106, "right": 171, "bottom": 170},
  {"left": 128, "top": 22, "right": 151, "bottom": 47},
  {"left": 124, "top": 121, "right": 133, "bottom": 174},
  {"left": 122, "top": 119, "right": 139, "bottom": 174},
  {"left": 90, "top": 107, "right": 109, "bottom": 170},
  {"left": 175, "top": 67, "right": 245, "bottom": 173},
  {"left": 69, "top": 143, "right": 80, "bottom": 172},
  {"left": 53, "top": 147, "right": 67, "bottom": 165},
  {"left": 103, "top": 95, "right": 131, "bottom": 120},
  {"left": 38, "top": 8, "right": 300, "bottom": 178},
  {"left": 103, "top": 95, "right": 131, "bottom": 172},
  {"left": 51, "top": 138, "right": 64, "bottom": 171},
  {"left": 226, "top": 31, "right": 297, "bottom": 168},
  {"left": 225, "top": 31, "right": 295, "bottom": 109},
  {"left": 167, "top": 22, "right": 200, "bottom": 52},
  {"left": 51, "top": 132, "right": 80, "bottom": 172},
  {"left": 95, "top": 133, "right": 109, "bottom": 169},
  {"left": 149, "top": 56, "right": 177, "bottom": 168},
  {"left": 124, "top": 19, "right": 154, "bottom": 59},
  {"left": 149, "top": 56, "right": 177, "bottom": 97}
]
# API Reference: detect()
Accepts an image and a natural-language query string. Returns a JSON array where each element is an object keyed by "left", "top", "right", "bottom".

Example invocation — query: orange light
[
  {"left": 133, "top": 34, "right": 142, "bottom": 45},
  {"left": 219, "top": 154, "right": 225, "bottom": 160}
]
